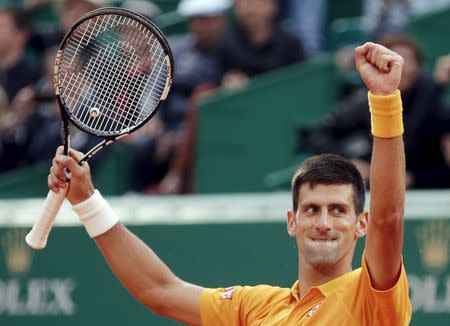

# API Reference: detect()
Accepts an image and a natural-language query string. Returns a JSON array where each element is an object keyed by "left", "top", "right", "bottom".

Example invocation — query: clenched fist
[{"left": 355, "top": 42, "right": 404, "bottom": 95}]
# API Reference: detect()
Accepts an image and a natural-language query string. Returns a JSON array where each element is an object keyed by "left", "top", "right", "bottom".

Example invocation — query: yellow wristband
[{"left": 368, "top": 90, "right": 404, "bottom": 138}]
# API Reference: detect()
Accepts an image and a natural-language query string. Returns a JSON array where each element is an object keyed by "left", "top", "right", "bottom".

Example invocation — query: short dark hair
[{"left": 291, "top": 154, "right": 365, "bottom": 214}]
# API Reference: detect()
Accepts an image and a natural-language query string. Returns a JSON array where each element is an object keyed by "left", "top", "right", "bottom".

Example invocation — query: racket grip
[{"left": 25, "top": 188, "right": 67, "bottom": 250}]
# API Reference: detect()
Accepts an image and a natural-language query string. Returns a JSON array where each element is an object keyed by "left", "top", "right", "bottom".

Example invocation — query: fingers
[
  {"left": 355, "top": 42, "right": 402, "bottom": 72},
  {"left": 379, "top": 54, "right": 403, "bottom": 73},
  {"left": 51, "top": 156, "right": 69, "bottom": 182},
  {"left": 48, "top": 172, "right": 67, "bottom": 193},
  {"left": 49, "top": 146, "right": 87, "bottom": 193},
  {"left": 354, "top": 43, "right": 370, "bottom": 57},
  {"left": 54, "top": 146, "right": 85, "bottom": 164},
  {"left": 354, "top": 43, "right": 370, "bottom": 73},
  {"left": 56, "top": 145, "right": 64, "bottom": 155},
  {"left": 55, "top": 154, "right": 82, "bottom": 175},
  {"left": 68, "top": 148, "right": 85, "bottom": 162},
  {"left": 48, "top": 155, "right": 72, "bottom": 193}
]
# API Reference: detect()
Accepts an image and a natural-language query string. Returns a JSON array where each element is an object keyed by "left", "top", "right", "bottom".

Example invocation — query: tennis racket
[{"left": 25, "top": 7, "right": 173, "bottom": 249}]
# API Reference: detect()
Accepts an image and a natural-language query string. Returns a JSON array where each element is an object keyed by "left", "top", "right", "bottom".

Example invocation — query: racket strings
[
  {"left": 62, "top": 21, "right": 168, "bottom": 117},
  {"left": 57, "top": 13, "right": 169, "bottom": 136},
  {"left": 64, "top": 19, "right": 164, "bottom": 126},
  {"left": 79, "top": 42, "right": 145, "bottom": 129}
]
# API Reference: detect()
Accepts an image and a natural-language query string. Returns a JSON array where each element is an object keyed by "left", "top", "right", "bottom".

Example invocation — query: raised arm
[
  {"left": 354, "top": 42, "right": 406, "bottom": 290},
  {"left": 48, "top": 147, "right": 203, "bottom": 325}
]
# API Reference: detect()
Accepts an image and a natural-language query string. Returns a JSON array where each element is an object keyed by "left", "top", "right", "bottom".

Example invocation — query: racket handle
[{"left": 25, "top": 188, "right": 67, "bottom": 250}]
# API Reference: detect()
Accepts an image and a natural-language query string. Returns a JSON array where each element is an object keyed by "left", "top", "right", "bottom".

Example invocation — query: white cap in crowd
[{"left": 177, "top": 0, "right": 231, "bottom": 17}]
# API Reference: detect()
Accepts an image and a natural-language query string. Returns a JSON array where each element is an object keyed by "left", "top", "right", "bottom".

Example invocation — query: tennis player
[{"left": 48, "top": 42, "right": 412, "bottom": 325}]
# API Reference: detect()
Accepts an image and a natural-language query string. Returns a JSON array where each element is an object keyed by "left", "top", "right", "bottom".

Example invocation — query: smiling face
[{"left": 287, "top": 183, "right": 367, "bottom": 272}]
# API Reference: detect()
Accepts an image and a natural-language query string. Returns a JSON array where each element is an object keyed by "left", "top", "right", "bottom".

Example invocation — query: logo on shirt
[
  {"left": 306, "top": 304, "right": 320, "bottom": 318},
  {"left": 220, "top": 287, "right": 235, "bottom": 300}
]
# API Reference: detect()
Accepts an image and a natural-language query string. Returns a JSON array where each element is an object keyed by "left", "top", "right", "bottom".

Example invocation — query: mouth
[{"left": 310, "top": 237, "right": 337, "bottom": 242}]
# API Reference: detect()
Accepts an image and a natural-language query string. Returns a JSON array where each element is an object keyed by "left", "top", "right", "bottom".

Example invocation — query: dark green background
[{"left": 1, "top": 218, "right": 449, "bottom": 325}]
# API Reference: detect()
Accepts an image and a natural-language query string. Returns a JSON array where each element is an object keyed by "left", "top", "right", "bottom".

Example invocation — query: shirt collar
[
  {"left": 289, "top": 268, "right": 362, "bottom": 302},
  {"left": 290, "top": 281, "right": 301, "bottom": 302}
]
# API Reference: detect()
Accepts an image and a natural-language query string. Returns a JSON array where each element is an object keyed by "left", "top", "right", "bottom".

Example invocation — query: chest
[{"left": 256, "top": 294, "right": 359, "bottom": 326}]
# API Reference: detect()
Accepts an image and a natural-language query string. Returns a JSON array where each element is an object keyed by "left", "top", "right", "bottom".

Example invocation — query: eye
[
  {"left": 304, "top": 205, "right": 318, "bottom": 215},
  {"left": 331, "top": 205, "right": 346, "bottom": 216}
]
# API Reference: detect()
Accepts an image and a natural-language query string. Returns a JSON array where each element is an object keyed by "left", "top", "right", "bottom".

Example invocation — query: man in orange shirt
[{"left": 47, "top": 41, "right": 412, "bottom": 325}]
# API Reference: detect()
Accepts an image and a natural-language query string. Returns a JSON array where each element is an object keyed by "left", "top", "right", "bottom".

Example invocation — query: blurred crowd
[{"left": 0, "top": 0, "right": 449, "bottom": 194}]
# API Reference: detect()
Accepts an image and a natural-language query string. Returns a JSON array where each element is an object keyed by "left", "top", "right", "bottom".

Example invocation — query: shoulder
[
  {"left": 348, "top": 254, "right": 412, "bottom": 324},
  {"left": 274, "top": 27, "right": 301, "bottom": 45},
  {"left": 200, "top": 285, "right": 290, "bottom": 325},
  {"left": 220, "top": 27, "right": 244, "bottom": 47},
  {"left": 201, "top": 284, "right": 290, "bottom": 311}
]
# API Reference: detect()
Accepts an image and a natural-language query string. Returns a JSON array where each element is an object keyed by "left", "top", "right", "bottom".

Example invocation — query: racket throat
[
  {"left": 64, "top": 135, "right": 70, "bottom": 156},
  {"left": 81, "top": 138, "right": 115, "bottom": 164},
  {"left": 62, "top": 119, "right": 71, "bottom": 156}
]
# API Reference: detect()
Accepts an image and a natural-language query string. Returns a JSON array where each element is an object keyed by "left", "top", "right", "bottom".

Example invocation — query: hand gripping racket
[{"left": 25, "top": 7, "right": 173, "bottom": 249}]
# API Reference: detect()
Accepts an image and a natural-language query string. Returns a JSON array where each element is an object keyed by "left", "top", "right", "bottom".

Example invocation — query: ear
[
  {"left": 355, "top": 211, "right": 368, "bottom": 239},
  {"left": 287, "top": 210, "right": 297, "bottom": 238}
]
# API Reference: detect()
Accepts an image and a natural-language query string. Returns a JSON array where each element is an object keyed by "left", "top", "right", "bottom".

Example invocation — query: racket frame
[
  {"left": 54, "top": 7, "right": 174, "bottom": 164},
  {"left": 26, "top": 7, "right": 174, "bottom": 249}
]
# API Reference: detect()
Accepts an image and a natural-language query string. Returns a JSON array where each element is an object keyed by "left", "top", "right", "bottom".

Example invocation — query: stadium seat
[
  {"left": 408, "top": 6, "right": 450, "bottom": 67},
  {"left": 156, "top": 10, "right": 188, "bottom": 35},
  {"left": 194, "top": 54, "right": 338, "bottom": 193},
  {"left": 0, "top": 145, "right": 133, "bottom": 198}
]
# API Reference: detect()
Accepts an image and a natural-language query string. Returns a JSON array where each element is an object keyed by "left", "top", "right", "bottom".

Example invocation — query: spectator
[
  {"left": 284, "top": 0, "right": 327, "bottom": 57},
  {"left": 25, "top": 0, "right": 108, "bottom": 58},
  {"left": 54, "top": 0, "right": 106, "bottom": 33},
  {"left": 0, "top": 45, "right": 109, "bottom": 173},
  {"left": 363, "top": 0, "right": 450, "bottom": 39},
  {"left": 302, "top": 33, "right": 450, "bottom": 188},
  {"left": 0, "top": 7, "right": 42, "bottom": 172},
  {"left": 128, "top": 0, "right": 230, "bottom": 193},
  {"left": 0, "top": 7, "right": 41, "bottom": 101},
  {"left": 220, "top": 0, "right": 306, "bottom": 90},
  {"left": 433, "top": 54, "right": 450, "bottom": 185}
]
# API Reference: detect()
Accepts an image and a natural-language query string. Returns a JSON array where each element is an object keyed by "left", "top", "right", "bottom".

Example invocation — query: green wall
[
  {"left": 1, "top": 212, "right": 449, "bottom": 325},
  {"left": 195, "top": 55, "right": 338, "bottom": 193}
]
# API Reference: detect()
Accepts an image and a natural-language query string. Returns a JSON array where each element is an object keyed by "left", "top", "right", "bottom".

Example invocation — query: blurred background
[{"left": 0, "top": 0, "right": 449, "bottom": 325}]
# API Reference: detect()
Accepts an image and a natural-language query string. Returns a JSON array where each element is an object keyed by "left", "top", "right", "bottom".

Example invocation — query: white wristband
[{"left": 72, "top": 189, "right": 119, "bottom": 238}]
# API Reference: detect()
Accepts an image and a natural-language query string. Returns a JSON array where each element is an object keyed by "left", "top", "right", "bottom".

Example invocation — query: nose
[{"left": 315, "top": 210, "right": 331, "bottom": 233}]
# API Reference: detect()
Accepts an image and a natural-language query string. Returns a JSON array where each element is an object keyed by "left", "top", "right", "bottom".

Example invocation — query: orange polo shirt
[{"left": 200, "top": 254, "right": 411, "bottom": 325}]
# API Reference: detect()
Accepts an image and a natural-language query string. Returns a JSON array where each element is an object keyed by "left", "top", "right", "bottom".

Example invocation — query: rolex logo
[
  {"left": 1, "top": 228, "right": 32, "bottom": 276},
  {"left": 416, "top": 220, "right": 450, "bottom": 274}
]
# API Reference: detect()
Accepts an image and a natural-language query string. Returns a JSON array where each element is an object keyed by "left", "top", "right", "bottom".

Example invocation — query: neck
[
  {"left": 0, "top": 48, "right": 23, "bottom": 70},
  {"left": 297, "top": 258, "right": 352, "bottom": 298},
  {"left": 246, "top": 24, "right": 273, "bottom": 46},
  {"left": 195, "top": 39, "right": 219, "bottom": 51}
]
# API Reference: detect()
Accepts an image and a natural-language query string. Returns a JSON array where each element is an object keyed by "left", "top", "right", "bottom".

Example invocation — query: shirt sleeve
[
  {"left": 358, "top": 253, "right": 412, "bottom": 325},
  {"left": 199, "top": 285, "right": 285, "bottom": 326}
]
